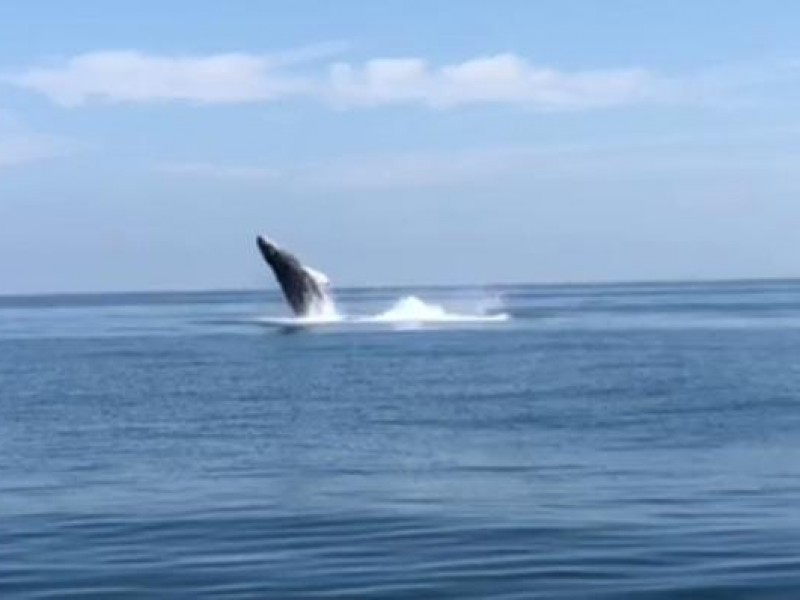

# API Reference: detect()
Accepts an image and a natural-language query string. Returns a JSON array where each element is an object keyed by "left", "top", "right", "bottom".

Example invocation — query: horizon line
[{"left": 2, "top": 274, "right": 799, "bottom": 300}]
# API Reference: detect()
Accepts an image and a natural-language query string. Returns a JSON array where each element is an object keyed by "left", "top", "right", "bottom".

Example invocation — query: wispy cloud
[
  {"left": 157, "top": 149, "right": 522, "bottom": 190},
  {"left": 159, "top": 162, "right": 279, "bottom": 181},
  {"left": 157, "top": 129, "right": 800, "bottom": 192},
  {"left": 0, "top": 110, "right": 79, "bottom": 170},
  {"left": 10, "top": 48, "right": 795, "bottom": 111},
  {"left": 11, "top": 51, "right": 309, "bottom": 107},
  {"left": 0, "top": 132, "right": 74, "bottom": 169},
  {"left": 7, "top": 49, "right": 670, "bottom": 110},
  {"left": 158, "top": 148, "right": 538, "bottom": 190},
  {"left": 305, "top": 147, "right": 532, "bottom": 190},
  {"left": 7, "top": 43, "right": 347, "bottom": 107},
  {"left": 326, "top": 54, "right": 657, "bottom": 109}
]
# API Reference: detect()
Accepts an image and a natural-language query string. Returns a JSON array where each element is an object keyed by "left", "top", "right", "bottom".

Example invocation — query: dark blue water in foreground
[{"left": 2, "top": 281, "right": 800, "bottom": 599}]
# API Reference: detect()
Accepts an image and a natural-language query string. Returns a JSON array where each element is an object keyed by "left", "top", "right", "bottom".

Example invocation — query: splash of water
[
  {"left": 304, "top": 294, "right": 342, "bottom": 321},
  {"left": 367, "top": 296, "right": 509, "bottom": 323},
  {"left": 258, "top": 293, "right": 508, "bottom": 327},
  {"left": 301, "top": 266, "right": 342, "bottom": 321}
]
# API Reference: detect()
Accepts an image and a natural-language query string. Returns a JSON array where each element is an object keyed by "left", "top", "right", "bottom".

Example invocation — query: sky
[{"left": 1, "top": 0, "right": 799, "bottom": 294}]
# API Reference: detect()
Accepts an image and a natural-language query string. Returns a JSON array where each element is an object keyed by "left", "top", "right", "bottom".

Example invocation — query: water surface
[{"left": 2, "top": 281, "right": 800, "bottom": 598}]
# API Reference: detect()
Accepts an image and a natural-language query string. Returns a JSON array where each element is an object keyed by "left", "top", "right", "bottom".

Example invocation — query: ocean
[{"left": 2, "top": 281, "right": 800, "bottom": 599}]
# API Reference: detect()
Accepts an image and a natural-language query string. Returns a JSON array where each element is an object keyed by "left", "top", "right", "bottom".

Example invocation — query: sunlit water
[{"left": 2, "top": 281, "right": 800, "bottom": 598}]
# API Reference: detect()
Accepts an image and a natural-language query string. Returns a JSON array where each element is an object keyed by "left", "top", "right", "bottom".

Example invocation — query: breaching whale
[{"left": 256, "top": 235, "right": 332, "bottom": 316}]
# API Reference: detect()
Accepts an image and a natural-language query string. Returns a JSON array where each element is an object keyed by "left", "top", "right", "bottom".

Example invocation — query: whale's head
[{"left": 256, "top": 235, "right": 282, "bottom": 264}]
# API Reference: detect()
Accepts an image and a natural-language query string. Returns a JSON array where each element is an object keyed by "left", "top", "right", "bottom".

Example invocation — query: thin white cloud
[
  {"left": 157, "top": 149, "right": 531, "bottom": 190},
  {"left": 305, "top": 147, "right": 531, "bottom": 190},
  {"left": 159, "top": 162, "right": 279, "bottom": 181},
  {"left": 11, "top": 51, "right": 311, "bottom": 107},
  {"left": 157, "top": 129, "right": 800, "bottom": 192},
  {"left": 10, "top": 49, "right": 794, "bottom": 110},
  {"left": 157, "top": 150, "right": 517, "bottom": 189},
  {"left": 326, "top": 54, "right": 656, "bottom": 109},
  {"left": 0, "top": 110, "right": 82, "bottom": 170},
  {"left": 0, "top": 133, "right": 74, "bottom": 169},
  {"left": 9, "top": 49, "right": 666, "bottom": 110}
]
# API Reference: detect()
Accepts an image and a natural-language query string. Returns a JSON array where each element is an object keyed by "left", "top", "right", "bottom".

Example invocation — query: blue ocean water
[{"left": 2, "top": 281, "right": 800, "bottom": 599}]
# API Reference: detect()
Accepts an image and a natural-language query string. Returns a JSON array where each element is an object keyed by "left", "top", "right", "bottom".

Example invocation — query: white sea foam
[
  {"left": 299, "top": 265, "right": 340, "bottom": 320},
  {"left": 362, "top": 296, "right": 509, "bottom": 324},
  {"left": 305, "top": 292, "right": 340, "bottom": 320},
  {"left": 257, "top": 294, "right": 509, "bottom": 328}
]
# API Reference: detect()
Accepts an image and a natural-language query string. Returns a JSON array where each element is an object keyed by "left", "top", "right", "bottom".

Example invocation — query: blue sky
[{"left": 1, "top": 1, "right": 799, "bottom": 293}]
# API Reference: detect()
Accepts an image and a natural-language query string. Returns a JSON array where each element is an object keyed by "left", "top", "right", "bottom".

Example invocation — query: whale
[{"left": 256, "top": 235, "right": 332, "bottom": 316}]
